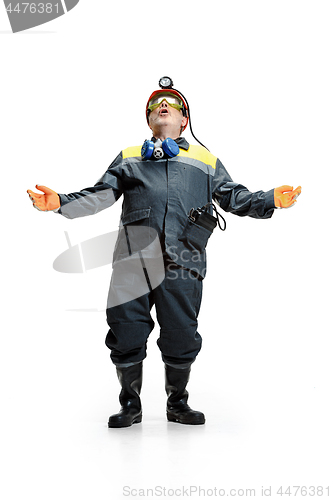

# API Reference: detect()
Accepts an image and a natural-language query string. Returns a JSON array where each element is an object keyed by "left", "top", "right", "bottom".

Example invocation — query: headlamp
[{"left": 159, "top": 76, "right": 174, "bottom": 89}]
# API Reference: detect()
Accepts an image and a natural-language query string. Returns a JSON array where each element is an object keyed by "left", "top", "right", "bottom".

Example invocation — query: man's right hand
[{"left": 27, "top": 185, "right": 61, "bottom": 212}]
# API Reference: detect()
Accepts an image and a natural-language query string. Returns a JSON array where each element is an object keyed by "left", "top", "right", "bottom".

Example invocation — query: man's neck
[
  {"left": 151, "top": 127, "right": 181, "bottom": 142},
  {"left": 154, "top": 133, "right": 177, "bottom": 141}
]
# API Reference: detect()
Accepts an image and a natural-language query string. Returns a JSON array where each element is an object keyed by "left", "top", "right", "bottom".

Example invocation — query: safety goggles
[{"left": 147, "top": 93, "right": 183, "bottom": 112}]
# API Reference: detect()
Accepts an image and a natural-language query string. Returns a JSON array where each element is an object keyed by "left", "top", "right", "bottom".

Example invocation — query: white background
[{"left": 1, "top": 1, "right": 332, "bottom": 499}]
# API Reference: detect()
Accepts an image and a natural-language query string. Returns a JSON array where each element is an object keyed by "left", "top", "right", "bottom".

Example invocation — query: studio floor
[{"left": 2, "top": 309, "right": 331, "bottom": 499}]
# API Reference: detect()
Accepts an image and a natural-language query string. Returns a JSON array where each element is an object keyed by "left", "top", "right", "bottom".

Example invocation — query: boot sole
[
  {"left": 108, "top": 414, "right": 142, "bottom": 428},
  {"left": 167, "top": 413, "right": 205, "bottom": 425}
]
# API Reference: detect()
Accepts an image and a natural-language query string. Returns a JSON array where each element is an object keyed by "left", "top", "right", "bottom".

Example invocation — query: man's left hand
[{"left": 274, "top": 185, "right": 302, "bottom": 208}]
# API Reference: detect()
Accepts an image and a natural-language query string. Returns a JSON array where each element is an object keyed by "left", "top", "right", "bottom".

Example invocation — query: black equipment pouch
[
  {"left": 178, "top": 202, "right": 226, "bottom": 254},
  {"left": 188, "top": 202, "right": 226, "bottom": 233}
]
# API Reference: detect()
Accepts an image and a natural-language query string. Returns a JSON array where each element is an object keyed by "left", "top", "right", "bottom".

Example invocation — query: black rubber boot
[
  {"left": 165, "top": 364, "right": 205, "bottom": 425},
  {"left": 108, "top": 362, "right": 143, "bottom": 428}
]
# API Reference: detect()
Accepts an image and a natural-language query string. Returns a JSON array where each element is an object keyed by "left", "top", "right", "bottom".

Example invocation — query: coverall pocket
[
  {"left": 178, "top": 218, "right": 212, "bottom": 254},
  {"left": 114, "top": 207, "right": 152, "bottom": 261},
  {"left": 121, "top": 207, "right": 151, "bottom": 226}
]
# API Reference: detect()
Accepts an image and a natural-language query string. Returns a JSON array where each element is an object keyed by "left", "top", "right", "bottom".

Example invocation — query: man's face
[{"left": 148, "top": 99, "right": 187, "bottom": 138}]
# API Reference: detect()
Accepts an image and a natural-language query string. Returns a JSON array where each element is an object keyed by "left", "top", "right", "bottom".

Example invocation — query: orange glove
[
  {"left": 27, "top": 185, "right": 61, "bottom": 212},
  {"left": 274, "top": 185, "right": 302, "bottom": 208}
]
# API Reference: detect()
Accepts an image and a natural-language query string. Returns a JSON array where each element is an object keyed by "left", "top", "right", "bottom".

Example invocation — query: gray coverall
[{"left": 58, "top": 137, "right": 275, "bottom": 365}]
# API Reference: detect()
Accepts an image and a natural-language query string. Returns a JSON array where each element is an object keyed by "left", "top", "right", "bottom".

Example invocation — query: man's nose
[{"left": 160, "top": 100, "right": 168, "bottom": 108}]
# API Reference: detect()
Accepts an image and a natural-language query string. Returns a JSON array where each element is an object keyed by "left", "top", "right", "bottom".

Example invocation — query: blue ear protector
[{"left": 141, "top": 137, "right": 180, "bottom": 160}]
